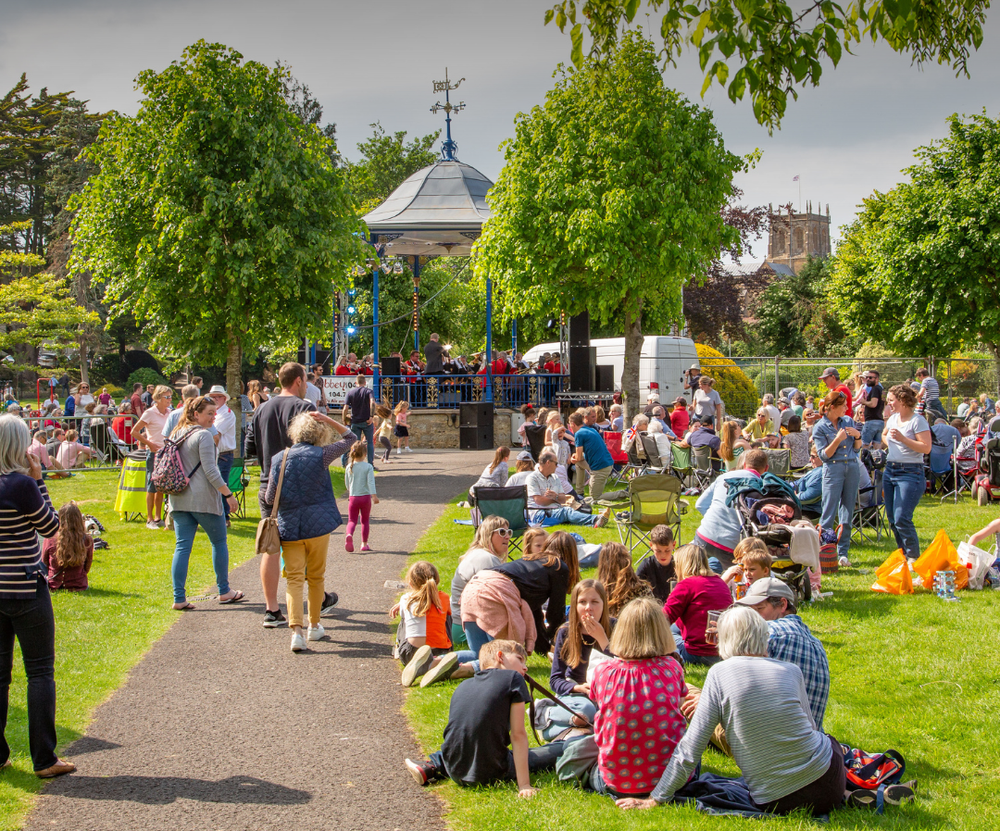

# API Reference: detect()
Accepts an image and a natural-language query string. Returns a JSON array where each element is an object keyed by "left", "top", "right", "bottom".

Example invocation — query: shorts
[
  {"left": 145, "top": 451, "right": 157, "bottom": 493},
  {"left": 394, "top": 425, "right": 409, "bottom": 438}
]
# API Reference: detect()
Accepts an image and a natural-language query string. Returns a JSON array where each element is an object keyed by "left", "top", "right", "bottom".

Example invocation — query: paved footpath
[{"left": 26, "top": 448, "right": 492, "bottom": 831}]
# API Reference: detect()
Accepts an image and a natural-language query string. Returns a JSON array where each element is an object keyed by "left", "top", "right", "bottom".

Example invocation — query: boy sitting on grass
[
  {"left": 404, "top": 639, "right": 564, "bottom": 798},
  {"left": 636, "top": 524, "right": 676, "bottom": 603}
]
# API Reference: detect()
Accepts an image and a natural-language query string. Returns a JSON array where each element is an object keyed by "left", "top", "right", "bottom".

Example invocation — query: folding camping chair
[
  {"left": 228, "top": 456, "right": 250, "bottom": 519},
  {"left": 764, "top": 447, "right": 792, "bottom": 479},
  {"left": 669, "top": 443, "right": 694, "bottom": 486},
  {"left": 472, "top": 485, "right": 531, "bottom": 553},
  {"left": 691, "top": 444, "right": 719, "bottom": 490},
  {"left": 852, "top": 467, "right": 887, "bottom": 543},
  {"left": 613, "top": 473, "right": 688, "bottom": 557},
  {"left": 608, "top": 437, "right": 647, "bottom": 490},
  {"left": 640, "top": 433, "right": 668, "bottom": 472}
]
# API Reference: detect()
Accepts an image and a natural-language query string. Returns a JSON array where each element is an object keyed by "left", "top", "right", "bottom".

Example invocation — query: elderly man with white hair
[{"left": 617, "top": 606, "right": 847, "bottom": 816}]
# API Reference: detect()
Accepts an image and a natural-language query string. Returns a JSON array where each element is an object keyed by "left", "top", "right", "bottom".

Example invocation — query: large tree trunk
[
  {"left": 79, "top": 343, "right": 89, "bottom": 385},
  {"left": 988, "top": 340, "right": 1000, "bottom": 402},
  {"left": 622, "top": 299, "right": 643, "bottom": 425},
  {"left": 226, "top": 329, "right": 243, "bottom": 458}
]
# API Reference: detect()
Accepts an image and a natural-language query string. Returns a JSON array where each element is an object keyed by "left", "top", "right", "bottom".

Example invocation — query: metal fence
[
  {"left": 374, "top": 374, "right": 566, "bottom": 411},
  {"left": 20, "top": 412, "right": 138, "bottom": 471}
]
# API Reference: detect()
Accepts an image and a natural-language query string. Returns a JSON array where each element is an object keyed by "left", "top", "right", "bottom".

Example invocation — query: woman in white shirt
[
  {"left": 881, "top": 384, "right": 932, "bottom": 563},
  {"left": 647, "top": 419, "right": 673, "bottom": 466}
]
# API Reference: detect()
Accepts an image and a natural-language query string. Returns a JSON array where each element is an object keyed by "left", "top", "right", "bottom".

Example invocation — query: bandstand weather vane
[{"left": 430, "top": 69, "right": 465, "bottom": 161}]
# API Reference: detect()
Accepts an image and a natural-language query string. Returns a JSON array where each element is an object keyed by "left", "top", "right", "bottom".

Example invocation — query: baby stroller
[
  {"left": 735, "top": 493, "right": 813, "bottom": 606},
  {"left": 972, "top": 434, "right": 1000, "bottom": 506}
]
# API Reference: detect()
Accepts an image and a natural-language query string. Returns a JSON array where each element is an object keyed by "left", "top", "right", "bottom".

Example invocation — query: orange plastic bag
[
  {"left": 913, "top": 529, "right": 969, "bottom": 590},
  {"left": 872, "top": 550, "right": 913, "bottom": 595}
]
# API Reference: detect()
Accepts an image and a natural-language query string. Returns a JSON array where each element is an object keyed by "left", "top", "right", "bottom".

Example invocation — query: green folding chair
[
  {"left": 473, "top": 485, "right": 530, "bottom": 553},
  {"left": 613, "top": 473, "right": 688, "bottom": 559},
  {"left": 228, "top": 457, "right": 250, "bottom": 519}
]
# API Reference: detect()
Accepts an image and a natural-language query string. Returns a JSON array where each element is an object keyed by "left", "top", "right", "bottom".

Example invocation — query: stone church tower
[{"left": 767, "top": 202, "right": 831, "bottom": 274}]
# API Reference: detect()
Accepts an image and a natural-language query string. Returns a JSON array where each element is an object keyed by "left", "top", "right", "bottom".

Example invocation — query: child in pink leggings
[{"left": 344, "top": 441, "right": 379, "bottom": 552}]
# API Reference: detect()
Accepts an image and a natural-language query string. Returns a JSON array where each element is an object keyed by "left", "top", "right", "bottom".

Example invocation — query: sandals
[
  {"left": 172, "top": 602, "right": 195, "bottom": 611},
  {"left": 219, "top": 590, "right": 245, "bottom": 604},
  {"left": 848, "top": 783, "right": 916, "bottom": 812}
]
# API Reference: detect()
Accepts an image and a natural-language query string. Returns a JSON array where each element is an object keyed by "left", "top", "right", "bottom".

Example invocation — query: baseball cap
[
  {"left": 516, "top": 450, "right": 533, "bottom": 462},
  {"left": 647, "top": 392, "right": 660, "bottom": 401},
  {"left": 819, "top": 367, "right": 839, "bottom": 380},
  {"left": 207, "top": 385, "right": 228, "bottom": 396},
  {"left": 734, "top": 576, "right": 795, "bottom": 606}
]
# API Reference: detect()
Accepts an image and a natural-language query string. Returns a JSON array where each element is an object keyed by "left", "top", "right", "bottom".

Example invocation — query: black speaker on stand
[
  {"left": 595, "top": 365, "right": 615, "bottom": 392},
  {"left": 569, "top": 311, "right": 590, "bottom": 348},
  {"left": 568, "top": 346, "right": 596, "bottom": 391},
  {"left": 380, "top": 356, "right": 401, "bottom": 377},
  {"left": 460, "top": 402, "right": 494, "bottom": 450}
]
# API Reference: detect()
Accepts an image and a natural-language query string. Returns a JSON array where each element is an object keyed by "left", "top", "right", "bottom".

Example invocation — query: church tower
[{"left": 767, "top": 202, "right": 831, "bottom": 274}]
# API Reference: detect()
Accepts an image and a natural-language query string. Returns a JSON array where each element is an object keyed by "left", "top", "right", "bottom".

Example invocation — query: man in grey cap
[
  {"left": 735, "top": 577, "right": 830, "bottom": 729},
  {"left": 819, "top": 367, "right": 852, "bottom": 414}
]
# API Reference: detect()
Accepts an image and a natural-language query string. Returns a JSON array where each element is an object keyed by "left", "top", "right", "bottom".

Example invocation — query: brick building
[{"left": 767, "top": 202, "right": 831, "bottom": 275}]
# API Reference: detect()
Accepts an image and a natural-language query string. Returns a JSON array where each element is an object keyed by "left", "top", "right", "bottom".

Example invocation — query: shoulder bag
[{"left": 255, "top": 451, "right": 288, "bottom": 556}]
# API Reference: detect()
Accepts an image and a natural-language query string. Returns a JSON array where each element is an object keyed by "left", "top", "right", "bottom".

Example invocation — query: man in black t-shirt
[
  {"left": 341, "top": 374, "right": 375, "bottom": 464},
  {"left": 857, "top": 369, "right": 885, "bottom": 448},
  {"left": 244, "top": 362, "right": 318, "bottom": 626},
  {"left": 404, "top": 640, "right": 564, "bottom": 794}
]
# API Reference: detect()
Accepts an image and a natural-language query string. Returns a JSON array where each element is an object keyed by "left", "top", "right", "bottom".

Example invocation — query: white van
[{"left": 522, "top": 336, "right": 699, "bottom": 402}]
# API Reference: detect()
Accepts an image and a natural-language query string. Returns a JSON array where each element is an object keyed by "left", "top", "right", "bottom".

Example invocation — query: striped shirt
[
  {"left": 650, "top": 656, "right": 831, "bottom": 805},
  {"left": 0, "top": 472, "right": 59, "bottom": 598},
  {"left": 921, "top": 376, "right": 940, "bottom": 403}
]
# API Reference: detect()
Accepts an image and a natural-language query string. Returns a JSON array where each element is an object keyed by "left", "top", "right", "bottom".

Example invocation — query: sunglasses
[{"left": 495, "top": 528, "right": 513, "bottom": 539}]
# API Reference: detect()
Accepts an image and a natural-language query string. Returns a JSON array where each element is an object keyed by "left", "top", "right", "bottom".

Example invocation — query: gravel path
[{"left": 25, "top": 448, "right": 492, "bottom": 831}]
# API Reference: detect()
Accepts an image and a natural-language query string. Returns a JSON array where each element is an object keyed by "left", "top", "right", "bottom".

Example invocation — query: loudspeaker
[
  {"left": 460, "top": 402, "right": 492, "bottom": 428},
  {"left": 380, "top": 356, "right": 401, "bottom": 376},
  {"left": 568, "top": 346, "right": 596, "bottom": 391},
  {"left": 595, "top": 365, "right": 615, "bottom": 392},
  {"left": 460, "top": 425, "right": 494, "bottom": 451},
  {"left": 569, "top": 312, "right": 590, "bottom": 348}
]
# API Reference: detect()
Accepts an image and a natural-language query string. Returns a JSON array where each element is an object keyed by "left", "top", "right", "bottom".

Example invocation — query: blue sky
[{"left": 3, "top": 0, "right": 999, "bottom": 257}]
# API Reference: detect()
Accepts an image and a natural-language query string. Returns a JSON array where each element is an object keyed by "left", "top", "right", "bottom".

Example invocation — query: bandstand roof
[{"left": 363, "top": 159, "right": 493, "bottom": 257}]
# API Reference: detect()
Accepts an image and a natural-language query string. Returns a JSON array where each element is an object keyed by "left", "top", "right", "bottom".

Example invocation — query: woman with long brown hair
[
  {"left": 40, "top": 503, "right": 93, "bottom": 591},
  {"left": 166, "top": 396, "right": 242, "bottom": 610},
  {"left": 597, "top": 542, "right": 651, "bottom": 616},
  {"left": 811, "top": 389, "right": 863, "bottom": 565},
  {"left": 718, "top": 420, "right": 751, "bottom": 470}
]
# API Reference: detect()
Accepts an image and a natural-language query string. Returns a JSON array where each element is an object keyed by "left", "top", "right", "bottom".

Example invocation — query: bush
[
  {"left": 126, "top": 367, "right": 169, "bottom": 391},
  {"left": 696, "top": 343, "right": 759, "bottom": 420}
]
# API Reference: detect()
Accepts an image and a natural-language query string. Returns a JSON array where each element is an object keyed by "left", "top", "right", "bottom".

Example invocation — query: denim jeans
[
  {"left": 0, "top": 578, "right": 58, "bottom": 771},
  {"left": 820, "top": 460, "right": 861, "bottom": 558},
  {"left": 589, "top": 764, "right": 649, "bottom": 798},
  {"left": 427, "top": 740, "right": 565, "bottom": 785},
  {"left": 463, "top": 620, "right": 493, "bottom": 657},
  {"left": 342, "top": 421, "right": 375, "bottom": 466},
  {"left": 861, "top": 420, "right": 884, "bottom": 446},
  {"left": 537, "top": 507, "right": 597, "bottom": 527},
  {"left": 171, "top": 510, "right": 231, "bottom": 603},
  {"left": 882, "top": 462, "right": 924, "bottom": 559},
  {"left": 541, "top": 694, "right": 596, "bottom": 741},
  {"left": 216, "top": 452, "right": 234, "bottom": 518},
  {"left": 671, "top": 622, "right": 721, "bottom": 667}
]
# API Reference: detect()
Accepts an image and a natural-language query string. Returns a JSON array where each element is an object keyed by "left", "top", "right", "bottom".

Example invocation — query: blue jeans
[
  {"left": 671, "top": 622, "right": 721, "bottom": 667},
  {"left": 171, "top": 510, "right": 231, "bottom": 603},
  {"left": 216, "top": 452, "right": 234, "bottom": 518},
  {"left": 820, "top": 461, "right": 861, "bottom": 558},
  {"left": 463, "top": 620, "right": 493, "bottom": 658},
  {"left": 428, "top": 740, "right": 565, "bottom": 785},
  {"left": 342, "top": 421, "right": 375, "bottom": 466},
  {"left": 882, "top": 462, "right": 924, "bottom": 559},
  {"left": 589, "top": 764, "right": 648, "bottom": 798},
  {"left": 536, "top": 507, "right": 597, "bottom": 527},
  {"left": 861, "top": 420, "right": 884, "bottom": 446},
  {"left": 0, "top": 578, "right": 58, "bottom": 771}
]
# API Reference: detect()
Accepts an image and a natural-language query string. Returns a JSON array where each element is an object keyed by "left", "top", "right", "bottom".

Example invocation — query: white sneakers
[
  {"left": 405, "top": 446, "right": 413, "bottom": 452},
  {"left": 291, "top": 625, "right": 325, "bottom": 651},
  {"left": 396, "top": 448, "right": 402, "bottom": 455},
  {"left": 290, "top": 631, "right": 307, "bottom": 652},
  {"left": 307, "top": 623, "right": 325, "bottom": 641}
]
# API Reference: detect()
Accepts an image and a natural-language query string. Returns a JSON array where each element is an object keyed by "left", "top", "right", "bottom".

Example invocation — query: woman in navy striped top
[{"left": 0, "top": 415, "right": 75, "bottom": 779}]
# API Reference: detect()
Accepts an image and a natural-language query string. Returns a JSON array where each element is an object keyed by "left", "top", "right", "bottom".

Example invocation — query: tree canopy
[
  {"left": 69, "top": 41, "right": 366, "bottom": 396},
  {"left": 346, "top": 122, "right": 439, "bottom": 215},
  {"left": 544, "top": 0, "right": 988, "bottom": 131},
  {"left": 831, "top": 110, "right": 1000, "bottom": 391},
  {"left": 475, "top": 31, "right": 740, "bottom": 415}
]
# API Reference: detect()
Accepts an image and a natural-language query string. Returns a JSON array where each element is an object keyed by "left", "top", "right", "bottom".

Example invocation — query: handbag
[{"left": 255, "top": 451, "right": 288, "bottom": 556}]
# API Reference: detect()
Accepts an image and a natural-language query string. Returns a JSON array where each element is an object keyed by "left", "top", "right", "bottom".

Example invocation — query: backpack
[
  {"left": 151, "top": 429, "right": 202, "bottom": 494},
  {"left": 841, "top": 745, "right": 906, "bottom": 790}
]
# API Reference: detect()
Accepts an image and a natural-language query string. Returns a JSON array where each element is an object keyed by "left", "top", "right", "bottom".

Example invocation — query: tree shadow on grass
[{"left": 41, "top": 774, "right": 311, "bottom": 805}]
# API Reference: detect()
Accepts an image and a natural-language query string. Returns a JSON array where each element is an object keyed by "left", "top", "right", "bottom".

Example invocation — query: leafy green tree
[
  {"left": 69, "top": 41, "right": 365, "bottom": 398},
  {"left": 832, "top": 111, "right": 1000, "bottom": 395},
  {"left": 544, "top": 0, "right": 987, "bottom": 130},
  {"left": 346, "top": 122, "right": 439, "bottom": 214},
  {"left": 476, "top": 31, "right": 740, "bottom": 417},
  {"left": 0, "top": 220, "right": 100, "bottom": 374}
]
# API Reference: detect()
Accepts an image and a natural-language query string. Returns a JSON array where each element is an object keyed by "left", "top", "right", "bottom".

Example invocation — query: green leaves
[{"left": 544, "top": 0, "right": 988, "bottom": 132}]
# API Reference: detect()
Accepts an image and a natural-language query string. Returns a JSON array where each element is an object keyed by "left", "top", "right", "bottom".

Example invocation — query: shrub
[
  {"left": 126, "top": 367, "right": 169, "bottom": 390},
  {"left": 695, "top": 343, "right": 759, "bottom": 420}
]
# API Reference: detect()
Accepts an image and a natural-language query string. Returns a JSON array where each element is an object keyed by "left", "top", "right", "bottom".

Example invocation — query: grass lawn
[
  {"left": 0, "top": 464, "right": 347, "bottom": 831},
  {"left": 402, "top": 491, "right": 1000, "bottom": 831}
]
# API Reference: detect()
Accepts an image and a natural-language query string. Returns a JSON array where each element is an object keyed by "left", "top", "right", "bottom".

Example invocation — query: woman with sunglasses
[
  {"left": 449, "top": 517, "right": 512, "bottom": 648},
  {"left": 166, "top": 396, "right": 243, "bottom": 610}
]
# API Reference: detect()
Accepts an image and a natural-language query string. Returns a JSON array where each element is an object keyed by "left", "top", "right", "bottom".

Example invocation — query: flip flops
[{"left": 219, "top": 590, "right": 245, "bottom": 604}]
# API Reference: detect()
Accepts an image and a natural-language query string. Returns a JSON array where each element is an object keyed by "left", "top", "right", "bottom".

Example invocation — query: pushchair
[
  {"left": 735, "top": 493, "right": 814, "bottom": 605},
  {"left": 972, "top": 435, "right": 1000, "bottom": 506}
]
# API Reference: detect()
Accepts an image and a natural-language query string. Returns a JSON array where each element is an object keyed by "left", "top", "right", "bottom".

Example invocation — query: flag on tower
[{"left": 792, "top": 175, "right": 800, "bottom": 181}]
